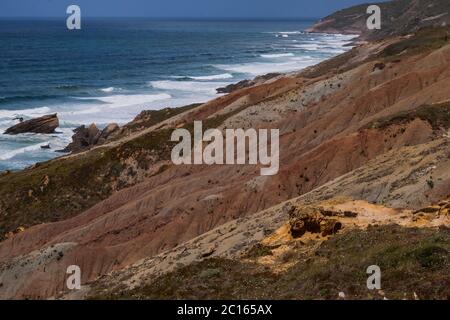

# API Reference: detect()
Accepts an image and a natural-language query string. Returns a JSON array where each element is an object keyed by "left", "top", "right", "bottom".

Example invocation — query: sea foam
[
  {"left": 180, "top": 73, "right": 234, "bottom": 81},
  {"left": 261, "top": 53, "right": 295, "bottom": 58},
  {"left": 150, "top": 80, "right": 228, "bottom": 94},
  {"left": 0, "top": 141, "right": 51, "bottom": 161},
  {"left": 0, "top": 106, "right": 52, "bottom": 119}
]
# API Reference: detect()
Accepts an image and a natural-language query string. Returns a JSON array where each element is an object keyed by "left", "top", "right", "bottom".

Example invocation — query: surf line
[{"left": 171, "top": 121, "right": 279, "bottom": 176}]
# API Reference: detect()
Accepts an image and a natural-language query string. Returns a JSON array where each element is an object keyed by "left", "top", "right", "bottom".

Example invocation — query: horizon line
[{"left": 0, "top": 16, "right": 319, "bottom": 20}]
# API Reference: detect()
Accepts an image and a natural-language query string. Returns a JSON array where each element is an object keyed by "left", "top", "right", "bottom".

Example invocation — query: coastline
[
  {"left": 0, "top": 20, "right": 356, "bottom": 172},
  {"left": 0, "top": 0, "right": 449, "bottom": 300}
]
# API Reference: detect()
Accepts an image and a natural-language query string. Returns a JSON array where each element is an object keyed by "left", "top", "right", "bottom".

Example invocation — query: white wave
[
  {"left": 59, "top": 106, "right": 103, "bottom": 116},
  {"left": 214, "top": 57, "right": 320, "bottom": 76},
  {"left": 321, "top": 40, "right": 353, "bottom": 46},
  {"left": 100, "top": 87, "right": 116, "bottom": 93},
  {"left": 0, "top": 106, "right": 52, "bottom": 119},
  {"left": 333, "top": 34, "right": 359, "bottom": 40},
  {"left": 97, "top": 93, "right": 172, "bottom": 108},
  {"left": 267, "top": 31, "right": 304, "bottom": 35},
  {"left": 292, "top": 44, "right": 320, "bottom": 50},
  {"left": 0, "top": 141, "right": 51, "bottom": 161},
  {"left": 261, "top": 53, "right": 295, "bottom": 58},
  {"left": 322, "top": 48, "right": 346, "bottom": 54},
  {"left": 76, "top": 93, "right": 172, "bottom": 109},
  {"left": 180, "top": 73, "right": 234, "bottom": 81},
  {"left": 150, "top": 80, "right": 228, "bottom": 94}
]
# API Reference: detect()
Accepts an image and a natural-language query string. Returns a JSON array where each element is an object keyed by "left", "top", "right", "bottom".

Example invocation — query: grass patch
[
  {"left": 243, "top": 243, "right": 275, "bottom": 259},
  {"left": 363, "top": 102, "right": 450, "bottom": 131},
  {"left": 123, "top": 104, "right": 201, "bottom": 133},
  {"left": 93, "top": 225, "right": 449, "bottom": 300},
  {"left": 379, "top": 26, "right": 450, "bottom": 59}
]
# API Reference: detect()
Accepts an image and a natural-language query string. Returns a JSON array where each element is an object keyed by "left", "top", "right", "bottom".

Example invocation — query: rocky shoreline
[{"left": 2, "top": 72, "right": 284, "bottom": 158}]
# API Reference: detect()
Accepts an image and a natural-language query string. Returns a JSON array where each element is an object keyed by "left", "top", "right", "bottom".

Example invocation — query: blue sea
[{"left": 0, "top": 18, "right": 355, "bottom": 171}]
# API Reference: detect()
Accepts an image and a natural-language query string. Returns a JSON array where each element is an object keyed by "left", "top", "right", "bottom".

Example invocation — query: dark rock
[
  {"left": 287, "top": 204, "right": 343, "bottom": 238},
  {"left": 61, "top": 122, "right": 120, "bottom": 153},
  {"left": 288, "top": 206, "right": 322, "bottom": 237},
  {"left": 97, "top": 123, "right": 120, "bottom": 144},
  {"left": 87, "top": 123, "right": 101, "bottom": 145},
  {"left": 200, "top": 246, "right": 216, "bottom": 258},
  {"left": 60, "top": 124, "right": 96, "bottom": 153},
  {"left": 320, "top": 219, "right": 342, "bottom": 237},
  {"left": 217, "top": 79, "right": 254, "bottom": 94},
  {"left": 343, "top": 210, "right": 358, "bottom": 218},
  {"left": 216, "top": 73, "right": 281, "bottom": 94},
  {"left": 373, "top": 63, "right": 386, "bottom": 72},
  {"left": 4, "top": 114, "right": 59, "bottom": 135},
  {"left": 321, "top": 208, "right": 358, "bottom": 218}
]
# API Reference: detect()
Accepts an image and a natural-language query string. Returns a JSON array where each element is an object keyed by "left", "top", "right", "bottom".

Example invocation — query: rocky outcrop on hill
[
  {"left": 307, "top": 0, "right": 450, "bottom": 41},
  {"left": 216, "top": 73, "right": 281, "bottom": 94},
  {"left": 284, "top": 203, "right": 343, "bottom": 237},
  {"left": 62, "top": 123, "right": 119, "bottom": 153},
  {"left": 4, "top": 114, "right": 59, "bottom": 135},
  {"left": 120, "top": 104, "right": 200, "bottom": 135}
]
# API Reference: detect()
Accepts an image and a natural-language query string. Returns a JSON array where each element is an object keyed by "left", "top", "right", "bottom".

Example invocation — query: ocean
[{"left": 0, "top": 18, "right": 355, "bottom": 171}]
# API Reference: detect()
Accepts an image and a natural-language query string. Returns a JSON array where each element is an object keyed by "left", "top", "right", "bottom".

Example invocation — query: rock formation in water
[{"left": 4, "top": 113, "right": 59, "bottom": 135}]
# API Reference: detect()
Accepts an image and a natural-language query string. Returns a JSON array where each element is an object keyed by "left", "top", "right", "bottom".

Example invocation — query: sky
[{"left": 0, "top": 0, "right": 387, "bottom": 18}]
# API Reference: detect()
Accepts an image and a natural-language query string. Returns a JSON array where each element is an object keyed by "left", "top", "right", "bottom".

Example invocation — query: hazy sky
[{"left": 0, "top": 0, "right": 387, "bottom": 18}]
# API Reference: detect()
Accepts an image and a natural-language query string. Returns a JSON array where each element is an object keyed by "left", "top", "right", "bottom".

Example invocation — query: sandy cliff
[{"left": 0, "top": 25, "right": 449, "bottom": 299}]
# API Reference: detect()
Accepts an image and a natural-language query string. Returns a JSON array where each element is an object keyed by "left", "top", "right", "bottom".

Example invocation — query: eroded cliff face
[{"left": 0, "top": 27, "right": 449, "bottom": 299}]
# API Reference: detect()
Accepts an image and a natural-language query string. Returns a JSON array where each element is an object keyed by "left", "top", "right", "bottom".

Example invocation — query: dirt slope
[{"left": 0, "top": 28, "right": 449, "bottom": 299}]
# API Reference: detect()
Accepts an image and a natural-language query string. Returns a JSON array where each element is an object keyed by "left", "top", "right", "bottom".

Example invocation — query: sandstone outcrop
[{"left": 284, "top": 204, "right": 343, "bottom": 237}]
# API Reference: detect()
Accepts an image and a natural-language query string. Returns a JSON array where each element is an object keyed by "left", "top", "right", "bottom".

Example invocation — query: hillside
[
  {"left": 0, "top": 23, "right": 449, "bottom": 299},
  {"left": 307, "top": 0, "right": 450, "bottom": 41}
]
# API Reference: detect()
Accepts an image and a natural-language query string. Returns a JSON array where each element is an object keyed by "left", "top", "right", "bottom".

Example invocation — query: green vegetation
[
  {"left": 123, "top": 104, "right": 201, "bottom": 133},
  {"left": 243, "top": 243, "right": 275, "bottom": 259},
  {"left": 379, "top": 26, "right": 450, "bottom": 59},
  {"left": 364, "top": 101, "right": 450, "bottom": 131},
  {"left": 0, "top": 124, "right": 180, "bottom": 239},
  {"left": 92, "top": 225, "right": 449, "bottom": 300},
  {"left": 302, "top": 47, "right": 359, "bottom": 78},
  {"left": 304, "top": 26, "right": 450, "bottom": 80}
]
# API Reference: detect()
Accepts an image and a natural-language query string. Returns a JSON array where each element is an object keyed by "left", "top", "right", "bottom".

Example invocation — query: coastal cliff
[
  {"left": 307, "top": 0, "right": 450, "bottom": 40},
  {"left": 0, "top": 1, "right": 449, "bottom": 300}
]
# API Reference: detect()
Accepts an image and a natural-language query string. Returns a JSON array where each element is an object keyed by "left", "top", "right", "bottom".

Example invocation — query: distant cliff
[{"left": 307, "top": 0, "right": 450, "bottom": 40}]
